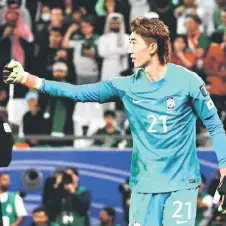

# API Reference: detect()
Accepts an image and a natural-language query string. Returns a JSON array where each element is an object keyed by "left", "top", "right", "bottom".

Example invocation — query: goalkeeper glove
[
  {"left": 3, "top": 59, "right": 42, "bottom": 90},
  {"left": 213, "top": 176, "right": 226, "bottom": 214}
]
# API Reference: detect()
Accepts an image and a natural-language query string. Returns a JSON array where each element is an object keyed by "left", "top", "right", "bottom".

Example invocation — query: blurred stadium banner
[{"left": 0, "top": 148, "right": 218, "bottom": 226}]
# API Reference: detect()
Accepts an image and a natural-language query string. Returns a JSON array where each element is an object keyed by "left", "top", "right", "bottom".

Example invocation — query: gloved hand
[
  {"left": 3, "top": 59, "right": 42, "bottom": 90},
  {"left": 213, "top": 176, "right": 226, "bottom": 214}
]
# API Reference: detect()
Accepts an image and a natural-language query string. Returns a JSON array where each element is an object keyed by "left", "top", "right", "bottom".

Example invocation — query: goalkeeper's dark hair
[{"left": 130, "top": 17, "right": 170, "bottom": 65}]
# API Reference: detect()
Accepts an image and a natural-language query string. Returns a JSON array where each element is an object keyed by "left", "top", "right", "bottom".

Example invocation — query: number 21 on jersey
[{"left": 147, "top": 115, "right": 168, "bottom": 133}]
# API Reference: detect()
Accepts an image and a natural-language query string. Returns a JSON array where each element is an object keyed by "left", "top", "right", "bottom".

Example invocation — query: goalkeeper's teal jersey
[{"left": 42, "top": 63, "right": 218, "bottom": 193}]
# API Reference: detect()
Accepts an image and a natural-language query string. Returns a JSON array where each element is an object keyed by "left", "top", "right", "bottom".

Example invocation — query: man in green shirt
[
  {"left": 216, "top": 8, "right": 226, "bottom": 32},
  {"left": 98, "top": 207, "right": 120, "bottom": 226},
  {"left": 45, "top": 167, "right": 90, "bottom": 226},
  {"left": 63, "top": 14, "right": 100, "bottom": 85},
  {"left": 185, "top": 15, "right": 210, "bottom": 56},
  {"left": 213, "top": 1, "right": 226, "bottom": 28},
  {"left": 31, "top": 207, "right": 58, "bottom": 226},
  {"left": 93, "top": 110, "right": 121, "bottom": 148},
  {"left": 0, "top": 173, "right": 27, "bottom": 226}
]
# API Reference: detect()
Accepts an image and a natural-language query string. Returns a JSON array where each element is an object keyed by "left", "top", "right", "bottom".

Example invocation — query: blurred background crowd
[{"left": 0, "top": 0, "right": 225, "bottom": 225}]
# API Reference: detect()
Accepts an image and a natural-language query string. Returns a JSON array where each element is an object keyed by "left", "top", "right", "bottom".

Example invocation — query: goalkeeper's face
[{"left": 128, "top": 32, "right": 158, "bottom": 68}]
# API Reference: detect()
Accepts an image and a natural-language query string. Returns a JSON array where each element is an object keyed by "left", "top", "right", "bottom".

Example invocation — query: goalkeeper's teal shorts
[{"left": 129, "top": 187, "right": 198, "bottom": 226}]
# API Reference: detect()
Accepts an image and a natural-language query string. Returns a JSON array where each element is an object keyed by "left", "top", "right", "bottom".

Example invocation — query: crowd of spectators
[
  {"left": 0, "top": 170, "right": 121, "bottom": 226},
  {"left": 0, "top": 0, "right": 225, "bottom": 148}
]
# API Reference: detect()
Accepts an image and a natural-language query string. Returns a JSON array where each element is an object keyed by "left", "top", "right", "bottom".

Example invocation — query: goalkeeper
[{"left": 4, "top": 17, "right": 226, "bottom": 226}]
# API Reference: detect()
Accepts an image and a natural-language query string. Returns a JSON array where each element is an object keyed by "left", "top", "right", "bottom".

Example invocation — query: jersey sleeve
[
  {"left": 203, "top": 113, "right": 226, "bottom": 168},
  {"left": 41, "top": 76, "right": 129, "bottom": 103},
  {"left": 189, "top": 72, "right": 217, "bottom": 120},
  {"left": 99, "top": 77, "right": 128, "bottom": 103}
]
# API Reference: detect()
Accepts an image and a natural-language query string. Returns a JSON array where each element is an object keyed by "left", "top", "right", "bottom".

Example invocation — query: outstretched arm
[
  {"left": 41, "top": 79, "right": 119, "bottom": 103},
  {"left": 3, "top": 60, "right": 126, "bottom": 103}
]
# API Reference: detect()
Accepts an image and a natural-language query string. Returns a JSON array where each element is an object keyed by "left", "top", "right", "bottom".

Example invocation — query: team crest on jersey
[
  {"left": 134, "top": 221, "right": 141, "bottom": 226},
  {"left": 166, "top": 96, "right": 175, "bottom": 112}
]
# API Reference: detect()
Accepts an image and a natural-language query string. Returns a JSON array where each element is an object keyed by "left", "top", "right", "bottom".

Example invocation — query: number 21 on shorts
[{"left": 172, "top": 201, "right": 191, "bottom": 224}]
